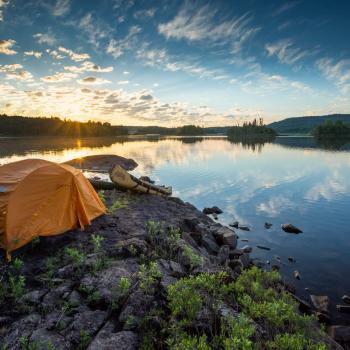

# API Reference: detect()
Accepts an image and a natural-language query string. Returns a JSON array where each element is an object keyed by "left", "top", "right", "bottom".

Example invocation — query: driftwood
[{"left": 64, "top": 154, "right": 138, "bottom": 172}]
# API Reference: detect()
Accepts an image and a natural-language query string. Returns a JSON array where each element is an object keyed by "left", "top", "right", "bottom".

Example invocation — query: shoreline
[{"left": 0, "top": 189, "right": 347, "bottom": 349}]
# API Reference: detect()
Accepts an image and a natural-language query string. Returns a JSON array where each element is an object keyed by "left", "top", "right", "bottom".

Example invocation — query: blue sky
[{"left": 0, "top": 0, "right": 349, "bottom": 126}]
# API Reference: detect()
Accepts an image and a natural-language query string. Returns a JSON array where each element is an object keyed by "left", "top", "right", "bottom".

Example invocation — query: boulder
[
  {"left": 239, "top": 252, "right": 250, "bottom": 268},
  {"left": 20, "top": 289, "right": 48, "bottom": 306},
  {"left": 342, "top": 295, "right": 350, "bottom": 304},
  {"left": 310, "top": 295, "right": 329, "bottom": 313},
  {"left": 256, "top": 245, "right": 270, "bottom": 251},
  {"left": 264, "top": 222, "right": 272, "bottom": 229},
  {"left": 288, "top": 256, "right": 296, "bottom": 263},
  {"left": 213, "top": 227, "right": 237, "bottom": 248},
  {"left": 203, "top": 206, "right": 223, "bottom": 215},
  {"left": 80, "top": 264, "right": 132, "bottom": 304},
  {"left": 202, "top": 234, "right": 220, "bottom": 255},
  {"left": 217, "top": 245, "right": 230, "bottom": 265},
  {"left": 238, "top": 225, "right": 250, "bottom": 231},
  {"left": 30, "top": 329, "right": 70, "bottom": 350},
  {"left": 241, "top": 245, "right": 252, "bottom": 253},
  {"left": 88, "top": 330, "right": 138, "bottom": 350},
  {"left": 66, "top": 309, "right": 107, "bottom": 344},
  {"left": 119, "top": 290, "right": 155, "bottom": 326},
  {"left": 230, "top": 221, "right": 239, "bottom": 228},
  {"left": 281, "top": 223, "right": 302, "bottom": 234},
  {"left": 294, "top": 270, "right": 301, "bottom": 280}
]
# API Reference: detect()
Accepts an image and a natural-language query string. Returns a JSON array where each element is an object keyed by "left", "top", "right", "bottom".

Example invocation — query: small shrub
[
  {"left": 138, "top": 262, "right": 161, "bottom": 294},
  {"left": 8, "top": 274, "right": 26, "bottom": 299},
  {"left": 65, "top": 247, "right": 86, "bottom": 267},
  {"left": 108, "top": 196, "right": 128, "bottom": 213},
  {"left": 182, "top": 245, "right": 203, "bottom": 270},
  {"left": 98, "top": 190, "right": 105, "bottom": 202},
  {"left": 167, "top": 334, "right": 210, "bottom": 350},
  {"left": 12, "top": 257, "right": 24, "bottom": 271},
  {"left": 112, "top": 276, "right": 132, "bottom": 310},
  {"left": 267, "top": 333, "right": 327, "bottom": 350},
  {"left": 146, "top": 221, "right": 181, "bottom": 260},
  {"left": 91, "top": 233, "right": 104, "bottom": 252}
]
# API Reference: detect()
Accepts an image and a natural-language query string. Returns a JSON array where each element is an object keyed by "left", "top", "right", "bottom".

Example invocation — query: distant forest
[
  {"left": 227, "top": 118, "right": 277, "bottom": 138},
  {"left": 312, "top": 120, "right": 350, "bottom": 138},
  {"left": 0, "top": 114, "right": 227, "bottom": 137},
  {"left": 0, "top": 114, "right": 128, "bottom": 137}
]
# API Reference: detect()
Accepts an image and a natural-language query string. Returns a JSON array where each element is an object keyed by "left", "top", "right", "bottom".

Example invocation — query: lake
[{"left": 1, "top": 135, "right": 350, "bottom": 323}]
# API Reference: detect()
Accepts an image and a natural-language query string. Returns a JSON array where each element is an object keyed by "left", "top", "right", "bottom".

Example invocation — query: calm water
[{"left": 1, "top": 135, "right": 350, "bottom": 323}]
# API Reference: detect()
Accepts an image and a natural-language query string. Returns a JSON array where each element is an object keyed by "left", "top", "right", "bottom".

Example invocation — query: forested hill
[
  {"left": 0, "top": 114, "right": 128, "bottom": 137},
  {"left": 268, "top": 114, "right": 350, "bottom": 135}
]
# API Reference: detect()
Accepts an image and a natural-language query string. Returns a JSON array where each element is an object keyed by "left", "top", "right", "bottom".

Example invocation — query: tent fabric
[{"left": 0, "top": 159, "right": 105, "bottom": 256}]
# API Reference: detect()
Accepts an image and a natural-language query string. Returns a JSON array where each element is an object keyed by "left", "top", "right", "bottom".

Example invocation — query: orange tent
[{"left": 0, "top": 159, "right": 105, "bottom": 259}]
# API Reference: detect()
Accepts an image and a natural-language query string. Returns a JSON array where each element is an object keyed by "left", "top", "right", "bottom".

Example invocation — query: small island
[{"left": 227, "top": 118, "right": 277, "bottom": 140}]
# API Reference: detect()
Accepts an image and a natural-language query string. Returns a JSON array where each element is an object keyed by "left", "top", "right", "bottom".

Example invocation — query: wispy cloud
[
  {"left": 271, "top": 1, "right": 300, "bottom": 17},
  {"left": 58, "top": 46, "right": 90, "bottom": 61},
  {"left": 0, "top": 39, "right": 17, "bottom": 55},
  {"left": 78, "top": 13, "right": 112, "bottom": 47},
  {"left": 24, "top": 51, "right": 42, "bottom": 58},
  {"left": 33, "top": 33, "right": 56, "bottom": 46},
  {"left": 133, "top": 8, "right": 156, "bottom": 20},
  {"left": 78, "top": 76, "right": 111, "bottom": 85},
  {"left": 158, "top": 3, "right": 259, "bottom": 53},
  {"left": 136, "top": 44, "right": 227, "bottom": 80},
  {"left": 265, "top": 39, "right": 315, "bottom": 66},
  {"left": 52, "top": 0, "right": 70, "bottom": 16},
  {"left": 106, "top": 25, "right": 141, "bottom": 58},
  {"left": 316, "top": 57, "right": 350, "bottom": 94},
  {"left": 117, "top": 80, "right": 129, "bottom": 85}
]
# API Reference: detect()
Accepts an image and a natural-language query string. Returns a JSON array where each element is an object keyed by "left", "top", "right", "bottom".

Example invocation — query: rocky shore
[{"left": 0, "top": 189, "right": 348, "bottom": 349}]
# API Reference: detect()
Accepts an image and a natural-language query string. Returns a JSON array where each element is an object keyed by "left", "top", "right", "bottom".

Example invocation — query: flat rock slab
[{"left": 64, "top": 154, "right": 138, "bottom": 172}]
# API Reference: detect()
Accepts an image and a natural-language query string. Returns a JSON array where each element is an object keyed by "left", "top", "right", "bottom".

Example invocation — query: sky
[{"left": 0, "top": 0, "right": 349, "bottom": 126}]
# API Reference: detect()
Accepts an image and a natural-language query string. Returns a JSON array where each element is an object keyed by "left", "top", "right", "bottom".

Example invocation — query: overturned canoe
[{"left": 110, "top": 165, "right": 172, "bottom": 196}]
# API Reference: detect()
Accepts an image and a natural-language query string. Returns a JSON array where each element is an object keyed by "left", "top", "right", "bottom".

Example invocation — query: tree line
[
  {"left": 226, "top": 118, "right": 277, "bottom": 138},
  {"left": 0, "top": 114, "right": 128, "bottom": 137}
]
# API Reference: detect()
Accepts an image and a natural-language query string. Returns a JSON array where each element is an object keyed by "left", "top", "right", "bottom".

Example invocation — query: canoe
[{"left": 110, "top": 165, "right": 172, "bottom": 196}]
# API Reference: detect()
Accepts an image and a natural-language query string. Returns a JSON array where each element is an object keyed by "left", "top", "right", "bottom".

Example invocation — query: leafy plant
[
  {"left": 146, "top": 221, "right": 181, "bottom": 260},
  {"left": 8, "top": 274, "right": 26, "bottom": 299},
  {"left": 138, "top": 262, "right": 161, "bottom": 294},
  {"left": 108, "top": 195, "right": 129, "bottom": 214},
  {"left": 98, "top": 190, "right": 106, "bottom": 202},
  {"left": 112, "top": 276, "right": 132, "bottom": 310},
  {"left": 65, "top": 247, "right": 86, "bottom": 268},
  {"left": 182, "top": 245, "right": 203, "bottom": 270},
  {"left": 12, "top": 257, "right": 24, "bottom": 271},
  {"left": 91, "top": 233, "right": 104, "bottom": 252}
]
